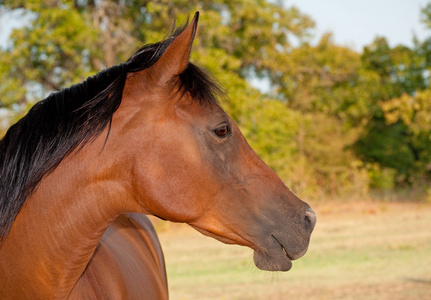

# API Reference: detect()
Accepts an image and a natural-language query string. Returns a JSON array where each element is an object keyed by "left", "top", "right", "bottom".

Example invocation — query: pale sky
[
  {"left": 1, "top": 1, "right": 430, "bottom": 51},
  {"left": 0, "top": 9, "right": 31, "bottom": 49},
  {"left": 285, "top": 0, "right": 430, "bottom": 51}
]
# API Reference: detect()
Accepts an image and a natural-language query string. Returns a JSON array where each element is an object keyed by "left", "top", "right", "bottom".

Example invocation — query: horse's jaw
[{"left": 188, "top": 214, "right": 313, "bottom": 272}]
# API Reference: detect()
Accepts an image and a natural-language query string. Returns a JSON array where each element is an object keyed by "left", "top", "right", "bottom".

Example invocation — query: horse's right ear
[{"left": 148, "top": 12, "right": 199, "bottom": 86}]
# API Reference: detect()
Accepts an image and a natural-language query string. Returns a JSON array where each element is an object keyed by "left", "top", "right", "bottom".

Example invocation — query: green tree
[
  {"left": 351, "top": 2, "right": 431, "bottom": 189},
  {"left": 264, "top": 33, "right": 371, "bottom": 196}
]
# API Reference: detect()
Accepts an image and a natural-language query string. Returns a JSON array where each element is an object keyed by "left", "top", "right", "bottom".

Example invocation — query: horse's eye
[{"left": 214, "top": 126, "right": 229, "bottom": 137}]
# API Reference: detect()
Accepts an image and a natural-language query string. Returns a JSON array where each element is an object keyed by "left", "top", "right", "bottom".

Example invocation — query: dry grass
[{"left": 155, "top": 201, "right": 431, "bottom": 300}]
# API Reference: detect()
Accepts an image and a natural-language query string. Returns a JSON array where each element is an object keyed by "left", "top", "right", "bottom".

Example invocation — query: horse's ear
[{"left": 148, "top": 12, "right": 199, "bottom": 85}]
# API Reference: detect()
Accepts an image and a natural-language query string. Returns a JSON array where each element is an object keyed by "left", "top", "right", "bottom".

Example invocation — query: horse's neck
[{"left": 0, "top": 136, "right": 146, "bottom": 299}]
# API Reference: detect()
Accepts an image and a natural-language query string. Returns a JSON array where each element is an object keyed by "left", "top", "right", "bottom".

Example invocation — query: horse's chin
[{"left": 253, "top": 249, "right": 293, "bottom": 271}]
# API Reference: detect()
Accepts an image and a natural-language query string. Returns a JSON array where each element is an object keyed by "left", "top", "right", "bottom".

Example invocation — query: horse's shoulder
[{"left": 69, "top": 214, "right": 168, "bottom": 299}]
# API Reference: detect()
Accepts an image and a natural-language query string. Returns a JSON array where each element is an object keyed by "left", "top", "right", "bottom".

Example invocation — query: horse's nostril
[{"left": 304, "top": 207, "right": 317, "bottom": 232}]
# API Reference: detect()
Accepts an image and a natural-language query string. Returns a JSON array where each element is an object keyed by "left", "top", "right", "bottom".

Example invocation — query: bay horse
[{"left": 0, "top": 12, "right": 316, "bottom": 299}]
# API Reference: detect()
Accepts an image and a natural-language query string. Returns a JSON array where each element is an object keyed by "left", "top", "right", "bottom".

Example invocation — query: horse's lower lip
[
  {"left": 271, "top": 234, "right": 294, "bottom": 260},
  {"left": 253, "top": 247, "right": 292, "bottom": 271}
]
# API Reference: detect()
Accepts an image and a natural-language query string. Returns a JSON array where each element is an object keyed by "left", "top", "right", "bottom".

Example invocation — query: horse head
[{"left": 117, "top": 12, "right": 316, "bottom": 271}]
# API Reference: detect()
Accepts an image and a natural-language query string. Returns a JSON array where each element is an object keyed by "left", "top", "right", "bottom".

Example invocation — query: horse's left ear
[{"left": 148, "top": 12, "right": 199, "bottom": 85}]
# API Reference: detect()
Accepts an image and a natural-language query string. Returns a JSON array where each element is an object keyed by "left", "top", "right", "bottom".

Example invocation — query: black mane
[{"left": 0, "top": 21, "right": 224, "bottom": 242}]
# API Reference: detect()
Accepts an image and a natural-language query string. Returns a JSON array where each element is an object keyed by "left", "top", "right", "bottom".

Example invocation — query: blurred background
[{"left": 1, "top": 0, "right": 430, "bottom": 299}]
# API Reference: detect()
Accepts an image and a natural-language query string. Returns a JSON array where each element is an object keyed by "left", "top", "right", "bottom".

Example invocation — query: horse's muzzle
[{"left": 253, "top": 205, "right": 316, "bottom": 272}]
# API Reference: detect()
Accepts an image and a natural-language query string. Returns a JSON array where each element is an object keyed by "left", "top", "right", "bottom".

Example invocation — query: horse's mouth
[
  {"left": 271, "top": 234, "right": 294, "bottom": 261},
  {"left": 190, "top": 223, "right": 306, "bottom": 272},
  {"left": 251, "top": 237, "right": 292, "bottom": 271}
]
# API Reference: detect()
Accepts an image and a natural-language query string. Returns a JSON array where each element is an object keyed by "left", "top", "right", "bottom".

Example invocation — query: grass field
[{"left": 155, "top": 201, "right": 431, "bottom": 300}]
